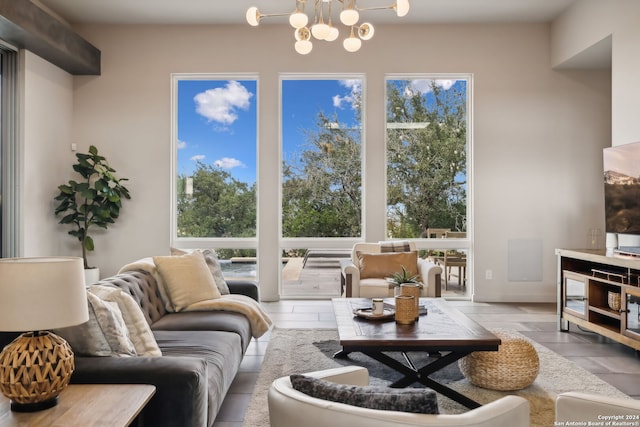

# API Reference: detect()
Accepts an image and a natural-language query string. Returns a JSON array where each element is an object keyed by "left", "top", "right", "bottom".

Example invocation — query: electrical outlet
[{"left": 485, "top": 269, "right": 493, "bottom": 280}]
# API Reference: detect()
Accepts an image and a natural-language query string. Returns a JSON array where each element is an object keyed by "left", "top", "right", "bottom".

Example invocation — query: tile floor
[{"left": 213, "top": 300, "right": 640, "bottom": 427}]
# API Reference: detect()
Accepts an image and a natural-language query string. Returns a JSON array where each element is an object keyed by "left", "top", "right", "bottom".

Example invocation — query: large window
[
  {"left": 281, "top": 77, "right": 363, "bottom": 238},
  {"left": 173, "top": 77, "right": 257, "bottom": 239},
  {"left": 386, "top": 78, "right": 468, "bottom": 237}
]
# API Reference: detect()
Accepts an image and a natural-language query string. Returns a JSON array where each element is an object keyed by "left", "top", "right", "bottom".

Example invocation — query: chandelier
[{"left": 246, "top": 0, "right": 410, "bottom": 55}]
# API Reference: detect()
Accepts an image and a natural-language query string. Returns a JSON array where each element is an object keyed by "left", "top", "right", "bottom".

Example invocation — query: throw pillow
[
  {"left": 290, "top": 374, "right": 439, "bottom": 414},
  {"left": 171, "top": 248, "right": 230, "bottom": 295},
  {"left": 154, "top": 251, "right": 222, "bottom": 311},
  {"left": 89, "top": 285, "right": 162, "bottom": 357},
  {"left": 55, "top": 291, "right": 137, "bottom": 357},
  {"left": 358, "top": 251, "right": 419, "bottom": 280}
]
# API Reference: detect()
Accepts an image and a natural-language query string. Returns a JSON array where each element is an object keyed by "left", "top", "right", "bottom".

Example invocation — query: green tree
[
  {"left": 386, "top": 80, "right": 467, "bottom": 237},
  {"left": 177, "top": 163, "right": 256, "bottom": 238},
  {"left": 282, "top": 112, "right": 361, "bottom": 237}
]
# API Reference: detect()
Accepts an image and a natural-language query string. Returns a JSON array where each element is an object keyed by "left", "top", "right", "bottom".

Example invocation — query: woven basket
[
  {"left": 400, "top": 283, "right": 420, "bottom": 320},
  {"left": 0, "top": 331, "right": 74, "bottom": 405},
  {"left": 459, "top": 329, "right": 539, "bottom": 391},
  {"left": 608, "top": 291, "right": 621, "bottom": 311},
  {"left": 394, "top": 295, "right": 415, "bottom": 324}
]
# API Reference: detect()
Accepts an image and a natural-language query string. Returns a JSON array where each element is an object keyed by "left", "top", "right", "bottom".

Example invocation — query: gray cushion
[{"left": 290, "top": 374, "right": 439, "bottom": 414}]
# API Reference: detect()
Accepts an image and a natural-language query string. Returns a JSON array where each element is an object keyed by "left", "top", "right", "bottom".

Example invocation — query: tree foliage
[
  {"left": 282, "top": 112, "right": 362, "bottom": 237},
  {"left": 386, "top": 80, "right": 467, "bottom": 238},
  {"left": 177, "top": 163, "right": 256, "bottom": 238},
  {"left": 177, "top": 79, "right": 466, "bottom": 243}
]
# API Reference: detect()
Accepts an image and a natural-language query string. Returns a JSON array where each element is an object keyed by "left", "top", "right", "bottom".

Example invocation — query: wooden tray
[{"left": 353, "top": 308, "right": 395, "bottom": 320}]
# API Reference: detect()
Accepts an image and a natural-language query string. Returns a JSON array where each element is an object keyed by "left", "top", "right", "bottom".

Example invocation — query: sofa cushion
[
  {"left": 290, "top": 374, "right": 439, "bottom": 414},
  {"left": 89, "top": 284, "right": 162, "bottom": 356},
  {"left": 154, "top": 330, "right": 244, "bottom": 426},
  {"left": 56, "top": 290, "right": 136, "bottom": 357},
  {"left": 151, "top": 311, "right": 253, "bottom": 352},
  {"left": 171, "top": 248, "right": 231, "bottom": 295},
  {"left": 154, "top": 251, "right": 222, "bottom": 311},
  {"left": 358, "top": 251, "right": 419, "bottom": 280}
]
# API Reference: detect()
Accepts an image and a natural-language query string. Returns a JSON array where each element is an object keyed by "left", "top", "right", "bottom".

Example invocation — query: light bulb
[
  {"left": 246, "top": 6, "right": 260, "bottom": 26},
  {"left": 295, "top": 27, "right": 311, "bottom": 42},
  {"left": 289, "top": 12, "right": 308, "bottom": 28},
  {"left": 325, "top": 26, "right": 339, "bottom": 42},
  {"left": 343, "top": 35, "right": 361, "bottom": 52},
  {"left": 295, "top": 40, "right": 313, "bottom": 55},
  {"left": 340, "top": 9, "right": 360, "bottom": 26},
  {"left": 396, "top": 0, "right": 410, "bottom": 17},
  {"left": 358, "top": 23, "right": 374, "bottom": 40}
]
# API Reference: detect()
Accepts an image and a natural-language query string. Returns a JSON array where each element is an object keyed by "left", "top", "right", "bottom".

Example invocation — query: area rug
[{"left": 243, "top": 328, "right": 629, "bottom": 427}]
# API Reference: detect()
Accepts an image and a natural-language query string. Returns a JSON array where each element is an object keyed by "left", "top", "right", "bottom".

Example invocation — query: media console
[{"left": 557, "top": 248, "right": 640, "bottom": 351}]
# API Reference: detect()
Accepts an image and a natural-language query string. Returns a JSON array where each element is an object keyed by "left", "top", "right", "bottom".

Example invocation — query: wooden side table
[{"left": 0, "top": 384, "right": 155, "bottom": 427}]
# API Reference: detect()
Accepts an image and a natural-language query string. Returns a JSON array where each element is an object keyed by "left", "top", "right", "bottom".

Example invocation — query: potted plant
[
  {"left": 386, "top": 265, "right": 420, "bottom": 287},
  {"left": 54, "top": 145, "right": 131, "bottom": 282}
]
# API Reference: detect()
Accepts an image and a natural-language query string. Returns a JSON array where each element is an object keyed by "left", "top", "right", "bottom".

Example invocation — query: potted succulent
[
  {"left": 54, "top": 145, "right": 131, "bottom": 282},
  {"left": 386, "top": 265, "right": 420, "bottom": 288}
]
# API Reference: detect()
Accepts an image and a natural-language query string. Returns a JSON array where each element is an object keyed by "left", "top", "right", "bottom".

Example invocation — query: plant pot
[{"left": 84, "top": 268, "right": 100, "bottom": 285}]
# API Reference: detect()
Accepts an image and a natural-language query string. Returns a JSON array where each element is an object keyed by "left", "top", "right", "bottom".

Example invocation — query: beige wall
[
  {"left": 20, "top": 51, "right": 74, "bottom": 258},
  {"left": 552, "top": 0, "right": 640, "bottom": 145},
  {"left": 21, "top": 22, "right": 611, "bottom": 301}
]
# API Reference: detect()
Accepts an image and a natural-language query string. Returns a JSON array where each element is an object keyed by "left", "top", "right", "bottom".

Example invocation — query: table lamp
[{"left": 0, "top": 257, "right": 88, "bottom": 412}]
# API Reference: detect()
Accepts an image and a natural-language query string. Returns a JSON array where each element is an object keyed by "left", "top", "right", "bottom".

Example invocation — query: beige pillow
[
  {"left": 358, "top": 251, "right": 419, "bottom": 280},
  {"left": 89, "top": 285, "right": 162, "bottom": 357},
  {"left": 56, "top": 291, "right": 137, "bottom": 357},
  {"left": 171, "top": 248, "right": 230, "bottom": 294},
  {"left": 154, "top": 251, "right": 221, "bottom": 311}
]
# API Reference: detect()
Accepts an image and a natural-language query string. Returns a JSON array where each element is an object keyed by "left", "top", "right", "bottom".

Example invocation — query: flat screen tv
[{"left": 604, "top": 141, "right": 640, "bottom": 236}]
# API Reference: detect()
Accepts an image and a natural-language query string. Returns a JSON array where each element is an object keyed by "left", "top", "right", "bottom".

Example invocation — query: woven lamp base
[{"left": 0, "top": 331, "right": 75, "bottom": 412}]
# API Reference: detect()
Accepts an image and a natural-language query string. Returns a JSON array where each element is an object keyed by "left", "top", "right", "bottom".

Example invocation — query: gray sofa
[{"left": 0, "top": 269, "right": 260, "bottom": 427}]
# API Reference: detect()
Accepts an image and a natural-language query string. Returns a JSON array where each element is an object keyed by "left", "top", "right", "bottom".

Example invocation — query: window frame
[
  {"left": 170, "top": 73, "right": 260, "bottom": 251},
  {"left": 279, "top": 73, "right": 366, "bottom": 250}
]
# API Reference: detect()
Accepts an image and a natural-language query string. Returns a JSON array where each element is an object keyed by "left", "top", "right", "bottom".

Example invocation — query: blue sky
[{"left": 177, "top": 78, "right": 465, "bottom": 184}]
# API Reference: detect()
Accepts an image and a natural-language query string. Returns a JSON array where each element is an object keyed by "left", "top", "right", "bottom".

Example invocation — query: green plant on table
[{"left": 386, "top": 265, "right": 420, "bottom": 287}]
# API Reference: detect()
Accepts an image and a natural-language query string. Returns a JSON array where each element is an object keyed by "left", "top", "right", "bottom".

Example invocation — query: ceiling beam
[{"left": 0, "top": 0, "right": 100, "bottom": 75}]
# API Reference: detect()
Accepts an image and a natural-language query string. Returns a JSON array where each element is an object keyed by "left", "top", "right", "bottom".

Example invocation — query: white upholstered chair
[
  {"left": 340, "top": 241, "right": 442, "bottom": 298},
  {"left": 556, "top": 392, "right": 640, "bottom": 424},
  {"left": 268, "top": 366, "right": 531, "bottom": 427}
]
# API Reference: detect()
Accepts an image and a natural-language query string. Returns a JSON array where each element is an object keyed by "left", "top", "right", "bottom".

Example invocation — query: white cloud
[
  {"left": 177, "top": 139, "right": 187, "bottom": 149},
  {"left": 215, "top": 157, "right": 245, "bottom": 169},
  {"left": 191, "top": 154, "right": 205, "bottom": 162},
  {"left": 334, "top": 79, "right": 362, "bottom": 110},
  {"left": 409, "top": 79, "right": 457, "bottom": 94},
  {"left": 194, "top": 81, "right": 253, "bottom": 125}
]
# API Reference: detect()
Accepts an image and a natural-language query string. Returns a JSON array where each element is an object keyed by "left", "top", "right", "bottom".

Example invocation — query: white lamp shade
[
  {"left": 0, "top": 257, "right": 88, "bottom": 331},
  {"left": 358, "top": 22, "right": 375, "bottom": 40},
  {"left": 311, "top": 22, "right": 331, "bottom": 40},
  {"left": 340, "top": 9, "right": 360, "bottom": 26},
  {"left": 246, "top": 6, "right": 260, "bottom": 26},
  {"left": 289, "top": 12, "right": 308, "bottom": 28},
  {"left": 325, "top": 26, "right": 340, "bottom": 42},
  {"left": 396, "top": 0, "right": 410, "bottom": 17},
  {"left": 343, "top": 36, "right": 362, "bottom": 52},
  {"left": 295, "top": 26, "right": 311, "bottom": 41},
  {"left": 295, "top": 39, "right": 313, "bottom": 54}
]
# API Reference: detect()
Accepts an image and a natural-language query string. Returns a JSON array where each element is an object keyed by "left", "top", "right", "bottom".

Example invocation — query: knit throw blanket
[
  {"left": 118, "top": 259, "right": 272, "bottom": 338},
  {"left": 379, "top": 240, "right": 412, "bottom": 252}
]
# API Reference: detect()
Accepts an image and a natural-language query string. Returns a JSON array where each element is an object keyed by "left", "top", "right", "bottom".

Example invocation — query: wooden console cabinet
[{"left": 557, "top": 248, "right": 640, "bottom": 351}]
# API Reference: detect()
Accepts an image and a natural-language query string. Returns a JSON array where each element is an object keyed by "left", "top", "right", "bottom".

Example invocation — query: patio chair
[{"left": 340, "top": 241, "right": 442, "bottom": 298}]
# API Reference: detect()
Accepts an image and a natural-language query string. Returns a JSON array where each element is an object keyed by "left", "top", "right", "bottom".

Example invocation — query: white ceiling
[{"left": 37, "top": 0, "right": 578, "bottom": 26}]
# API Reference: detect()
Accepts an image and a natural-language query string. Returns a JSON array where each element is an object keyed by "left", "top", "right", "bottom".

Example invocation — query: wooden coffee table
[{"left": 332, "top": 297, "right": 501, "bottom": 409}]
